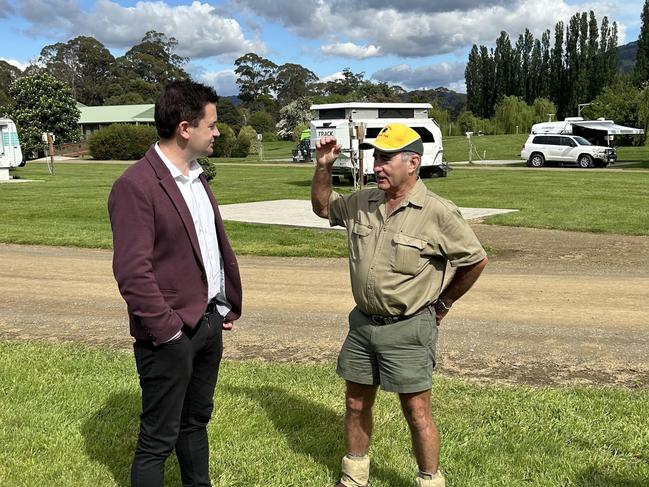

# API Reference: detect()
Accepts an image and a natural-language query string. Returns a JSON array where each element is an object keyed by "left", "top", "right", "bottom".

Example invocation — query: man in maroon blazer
[{"left": 108, "top": 80, "right": 242, "bottom": 487}]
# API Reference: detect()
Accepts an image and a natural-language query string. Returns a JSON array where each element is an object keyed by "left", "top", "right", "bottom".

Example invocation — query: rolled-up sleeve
[
  {"left": 437, "top": 205, "right": 487, "bottom": 267},
  {"left": 328, "top": 191, "right": 349, "bottom": 228}
]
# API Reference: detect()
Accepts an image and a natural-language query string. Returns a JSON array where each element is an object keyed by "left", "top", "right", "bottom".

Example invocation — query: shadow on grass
[
  {"left": 227, "top": 385, "right": 410, "bottom": 486},
  {"left": 574, "top": 466, "right": 648, "bottom": 486},
  {"left": 81, "top": 390, "right": 140, "bottom": 487}
]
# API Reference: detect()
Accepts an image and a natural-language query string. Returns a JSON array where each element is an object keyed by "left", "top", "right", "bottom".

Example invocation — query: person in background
[
  {"left": 108, "top": 80, "right": 242, "bottom": 487},
  {"left": 311, "top": 123, "right": 488, "bottom": 487}
]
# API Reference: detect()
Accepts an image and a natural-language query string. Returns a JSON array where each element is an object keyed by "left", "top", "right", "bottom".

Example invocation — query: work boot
[
  {"left": 414, "top": 470, "right": 445, "bottom": 487},
  {"left": 337, "top": 454, "right": 370, "bottom": 487}
]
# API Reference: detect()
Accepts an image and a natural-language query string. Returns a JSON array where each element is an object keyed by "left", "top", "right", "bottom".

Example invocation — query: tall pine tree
[
  {"left": 550, "top": 21, "right": 565, "bottom": 117},
  {"left": 465, "top": 45, "right": 482, "bottom": 115},
  {"left": 636, "top": 1, "right": 649, "bottom": 85}
]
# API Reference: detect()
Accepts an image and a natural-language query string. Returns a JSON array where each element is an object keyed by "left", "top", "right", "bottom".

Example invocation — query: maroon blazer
[{"left": 108, "top": 146, "right": 242, "bottom": 346}]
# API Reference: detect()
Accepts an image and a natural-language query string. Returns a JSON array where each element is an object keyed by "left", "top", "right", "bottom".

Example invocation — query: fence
[{"left": 54, "top": 141, "right": 89, "bottom": 157}]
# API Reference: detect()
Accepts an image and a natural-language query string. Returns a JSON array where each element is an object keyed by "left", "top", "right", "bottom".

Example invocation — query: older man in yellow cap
[{"left": 311, "top": 123, "right": 488, "bottom": 487}]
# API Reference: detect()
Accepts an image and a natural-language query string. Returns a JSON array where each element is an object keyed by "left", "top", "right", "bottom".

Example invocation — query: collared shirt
[
  {"left": 155, "top": 143, "right": 230, "bottom": 319},
  {"left": 328, "top": 178, "right": 486, "bottom": 317}
]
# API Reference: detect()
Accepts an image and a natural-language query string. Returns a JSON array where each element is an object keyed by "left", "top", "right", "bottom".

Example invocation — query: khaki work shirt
[{"left": 329, "top": 179, "right": 486, "bottom": 316}]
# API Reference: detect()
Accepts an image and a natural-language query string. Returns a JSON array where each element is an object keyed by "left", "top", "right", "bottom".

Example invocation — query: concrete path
[{"left": 219, "top": 199, "right": 518, "bottom": 230}]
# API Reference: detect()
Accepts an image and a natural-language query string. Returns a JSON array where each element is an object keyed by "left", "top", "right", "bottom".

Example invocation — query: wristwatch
[{"left": 435, "top": 298, "right": 452, "bottom": 313}]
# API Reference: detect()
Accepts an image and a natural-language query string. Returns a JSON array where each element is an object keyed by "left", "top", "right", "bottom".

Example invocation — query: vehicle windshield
[{"left": 573, "top": 136, "right": 592, "bottom": 146}]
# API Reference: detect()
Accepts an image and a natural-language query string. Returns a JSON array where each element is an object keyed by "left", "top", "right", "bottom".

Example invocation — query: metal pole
[
  {"left": 357, "top": 123, "right": 365, "bottom": 190},
  {"left": 47, "top": 133, "right": 54, "bottom": 175}
]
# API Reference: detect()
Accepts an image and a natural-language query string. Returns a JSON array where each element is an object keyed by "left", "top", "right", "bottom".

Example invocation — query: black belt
[
  {"left": 205, "top": 297, "right": 219, "bottom": 314},
  {"left": 363, "top": 302, "right": 436, "bottom": 326}
]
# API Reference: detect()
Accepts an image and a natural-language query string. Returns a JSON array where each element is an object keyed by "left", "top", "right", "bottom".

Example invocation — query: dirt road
[{"left": 1, "top": 224, "right": 648, "bottom": 387}]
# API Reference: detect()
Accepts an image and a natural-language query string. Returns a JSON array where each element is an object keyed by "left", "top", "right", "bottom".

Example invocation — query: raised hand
[{"left": 316, "top": 136, "right": 342, "bottom": 168}]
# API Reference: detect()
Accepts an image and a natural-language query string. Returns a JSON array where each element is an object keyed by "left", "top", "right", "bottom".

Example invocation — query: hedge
[{"left": 88, "top": 124, "right": 157, "bottom": 160}]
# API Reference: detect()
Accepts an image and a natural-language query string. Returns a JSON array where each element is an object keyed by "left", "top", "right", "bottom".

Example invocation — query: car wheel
[
  {"left": 578, "top": 154, "right": 594, "bottom": 168},
  {"left": 528, "top": 153, "right": 545, "bottom": 167}
]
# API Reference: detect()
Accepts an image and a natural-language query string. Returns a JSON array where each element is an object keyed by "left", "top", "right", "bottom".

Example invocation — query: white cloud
[
  {"left": 321, "top": 42, "right": 382, "bottom": 59},
  {"left": 372, "top": 62, "right": 466, "bottom": 90},
  {"left": 194, "top": 69, "right": 239, "bottom": 97},
  {"left": 447, "top": 79, "right": 467, "bottom": 94},
  {"left": 0, "top": 57, "right": 28, "bottom": 71},
  {"left": 318, "top": 71, "right": 346, "bottom": 83},
  {"left": 234, "top": 0, "right": 624, "bottom": 58},
  {"left": 18, "top": 0, "right": 264, "bottom": 61}
]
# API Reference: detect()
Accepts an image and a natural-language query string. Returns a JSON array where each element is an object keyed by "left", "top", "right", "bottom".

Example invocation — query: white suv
[{"left": 521, "top": 134, "right": 616, "bottom": 168}]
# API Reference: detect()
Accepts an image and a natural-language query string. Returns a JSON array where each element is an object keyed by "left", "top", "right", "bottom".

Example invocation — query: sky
[{"left": 0, "top": 0, "right": 645, "bottom": 98}]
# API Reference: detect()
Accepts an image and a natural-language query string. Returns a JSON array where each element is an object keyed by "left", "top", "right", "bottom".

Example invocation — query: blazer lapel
[{"left": 144, "top": 147, "right": 205, "bottom": 271}]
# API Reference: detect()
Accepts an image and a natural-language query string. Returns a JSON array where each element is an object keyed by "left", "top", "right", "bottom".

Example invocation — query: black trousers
[{"left": 131, "top": 311, "right": 224, "bottom": 487}]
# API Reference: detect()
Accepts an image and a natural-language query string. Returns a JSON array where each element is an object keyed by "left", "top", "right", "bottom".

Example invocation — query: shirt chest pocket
[
  {"left": 392, "top": 233, "right": 428, "bottom": 275},
  {"left": 350, "top": 221, "right": 373, "bottom": 261}
]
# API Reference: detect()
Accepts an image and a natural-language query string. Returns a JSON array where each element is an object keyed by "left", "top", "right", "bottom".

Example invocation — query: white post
[
  {"left": 47, "top": 133, "right": 54, "bottom": 175},
  {"left": 257, "top": 133, "right": 263, "bottom": 161}
]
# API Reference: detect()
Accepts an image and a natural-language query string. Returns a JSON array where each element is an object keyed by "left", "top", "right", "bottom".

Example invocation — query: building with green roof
[{"left": 78, "top": 104, "right": 154, "bottom": 138}]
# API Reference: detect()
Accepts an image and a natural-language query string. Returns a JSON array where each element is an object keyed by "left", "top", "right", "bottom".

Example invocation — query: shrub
[
  {"left": 262, "top": 131, "right": 278, "bottom": 142},
  {"left": 212, "top": 122, "right": 235, "bottom": 157},
  {"left": 239, "top": 125, "right": 259, "bottom": 155},
  {"left": 88, "top": 124, "right": 157, "bottom": 160},
  {"left": 197, "top": 157, "right": 217, "bottom": 180},
  {"left": 248, "top": 111, "right": 275, "bottom": 134},
  {"left": 231, "top": 133, "right": 252, "bottom": 158}
]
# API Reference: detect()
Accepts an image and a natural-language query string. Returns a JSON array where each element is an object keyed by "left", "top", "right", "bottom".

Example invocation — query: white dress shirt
[{"left": 155, "top": 143, "right": 230, "bottom": 331}]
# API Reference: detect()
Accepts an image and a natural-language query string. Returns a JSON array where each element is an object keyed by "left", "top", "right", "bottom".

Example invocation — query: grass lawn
[
  {"left": 1, "top": 341, "right": 647, "bottom": 487},
  {"left": 428, "top": 168, "right": 649, "bottom": 235},
  {"left": 241, "top": 140, "right": 295, "bottom": 162},
  {"left": 0, "top": 162, "right": 348, "bottom": 255},
  {"left": 2, "top": 162, "right": 649, "bottom": 254},
  {"left": 615, "top": 146, "right": 649, "bottom": 168},
  {"left": 443, "top": 134, "right": 529, "bottom": 162}
]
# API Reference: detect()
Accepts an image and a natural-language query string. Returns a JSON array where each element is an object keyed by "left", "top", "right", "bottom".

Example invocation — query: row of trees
[
  {"left": 0, "top": 31, "right": 193, "bottom": 157},
  {"left": 234, "top": 53, "right": 406, "bottom": 112},
  {"left": 8, "top": 1, "right": 649, "bottom": 159},
  {"left": 0, "top": 30, "right": 188, "bottom": 108},
  {"left": 465, "top": 11, "right": 619, "bottom": 119}
]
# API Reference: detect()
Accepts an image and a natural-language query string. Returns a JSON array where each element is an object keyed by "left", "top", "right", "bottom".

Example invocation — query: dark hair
[{"left": 154, "top": 80, "right": 219, "bottom": 139}]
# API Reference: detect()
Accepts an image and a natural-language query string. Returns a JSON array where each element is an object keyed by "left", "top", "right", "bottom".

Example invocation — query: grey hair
[
  {"left": 400, "top": 151, "right": 416, "bottom": 162},
  {"left": 400, "top": 151, "right": 421, "bottom": 174}
]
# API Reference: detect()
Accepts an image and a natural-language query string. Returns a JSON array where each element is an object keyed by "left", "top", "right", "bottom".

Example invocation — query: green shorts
[{"left": 336, "top": 306, "right": 438, "bottom": 393}]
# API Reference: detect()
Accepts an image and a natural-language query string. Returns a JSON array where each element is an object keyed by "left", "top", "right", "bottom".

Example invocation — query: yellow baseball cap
[{"left": 359, "top": 123, "right": 424, "bottom": 155}]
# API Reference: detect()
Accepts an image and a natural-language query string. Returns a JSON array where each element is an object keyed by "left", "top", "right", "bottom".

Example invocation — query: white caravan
[
  {"left": 531, "top": 117, "right": 644, "bottom": 146},
  {"left": 0, "top": 118, "right": 23, "bottom": 180},
  {"left": 309, "top": 102, "right": 446, "bottom": 182}
]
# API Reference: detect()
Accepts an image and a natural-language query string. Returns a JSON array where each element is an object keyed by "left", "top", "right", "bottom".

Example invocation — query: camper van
[
  {"left": 0, "top": 118, "right": 24, "bottom": 178},
  {"left": 310, "top": 102, "right": 445, "bottom": 181},
  {"left": 531, "top": 117, "right": 644, "bottom": 146}
]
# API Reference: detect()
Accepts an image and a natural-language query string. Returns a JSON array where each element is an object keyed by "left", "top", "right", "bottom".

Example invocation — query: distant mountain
[
  {"left": 223, "top": 95, "right": 243, "bottom": 105},
  {"left": 402, "top": 87, "right": 467, "bottom": 117},
  {"left": 618, "top": 40, "right": 637, "bottom": 74}
]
